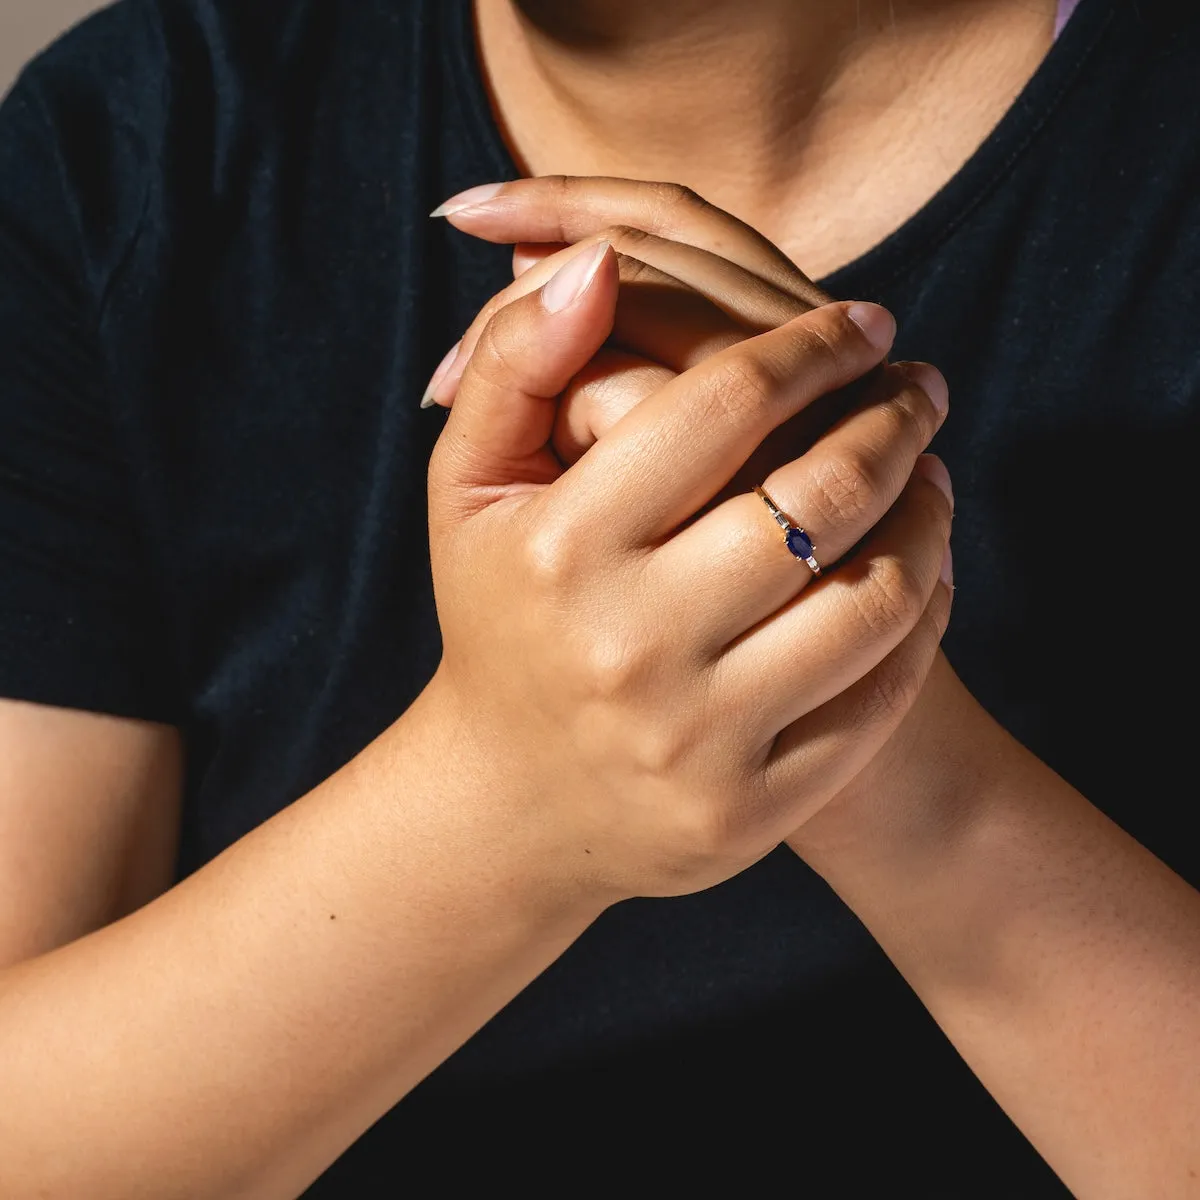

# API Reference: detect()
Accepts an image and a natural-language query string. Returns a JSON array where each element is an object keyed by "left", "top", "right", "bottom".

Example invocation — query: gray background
[{"left": 2, "top": 1, "right": 101, "bottom": 94}]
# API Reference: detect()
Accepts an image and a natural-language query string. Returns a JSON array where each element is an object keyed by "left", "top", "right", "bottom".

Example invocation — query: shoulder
[
  {"left": 1, "top": 0, "right": 437, "bottom": 290},
  {"left": 1096, "top": 3, "right": 1200, "bottom": 253},
  {"left": 2, "top": 0, "right": 424, "bottom": 304},
  {"left": 1105, "top": 1, "right": 1200, "bottom": 115},
  {"left": 1, "top": 0, "right": 203, "bottom": 296},
  {"left": 1057, "top": 2, "right": 1200, "bottom": 252}
]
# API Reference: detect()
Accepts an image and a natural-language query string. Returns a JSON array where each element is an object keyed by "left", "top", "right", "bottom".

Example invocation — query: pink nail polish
[
  {"left": 542, "top": 242, "right": 610, "bottom": 313},
  {"left": 430, "top": 183, "right": 505, "bottom": 218},
  {"left": 899, "top": 361, "right": 949, "bottom": 420},
  {"left": 420, "top": 341, "right": 460, "bottom": 408},
  {"left": 846, "top": 302, "right": 897, "bottom": 351},
  {"left": 916, "top": 453, "right": 954, "bottom": 509}
]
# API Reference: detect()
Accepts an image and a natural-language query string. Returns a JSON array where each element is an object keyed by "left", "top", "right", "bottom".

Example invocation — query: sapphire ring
[{"left": 754, "top": 485, "right": 822, "bottom": 577}]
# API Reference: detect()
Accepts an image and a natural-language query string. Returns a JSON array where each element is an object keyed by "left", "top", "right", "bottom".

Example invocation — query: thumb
[
  {"left": 513, "top": 241, "right": 571, "bottom": 278},
  {"left": 431, "top": 240, "right": 617, "bottom": 500}
]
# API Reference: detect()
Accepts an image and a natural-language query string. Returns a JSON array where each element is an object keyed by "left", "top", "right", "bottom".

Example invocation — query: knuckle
[
  {"left": 545, "top": 174, "right": 575, "bottom": 204},
  {"left": 772, "top": 314, "right": 874, "bottom": 402},
  {"left": 457, "top": 300, "right": 505, "bottom": 367},
  {"left": 857, "top": 653, "right": 924, "bottom": 731},
  {"left": 646, "top": 180, "right": 705, "bottom": 226},
  {"left": 581, "top": 631, "right": 647, "bottom": 701},
  {"left": 798, "top": 315, "right": 856, "bottom": 380},
  {"left": 705, "top": 351, "right": 779, "bottom": 423},
  {"left": 470, "top": 307, "right": 522, "bottom": 383},
  {"left": 614, "top": 250, "right": 661, "bottom": 287},
  {"left": 629, "top": 717, "right": 692, "bottom": 777},
  {"left": 853, "top": 555, "right": 926, "bottom": 640},
  {"left": 521, "top": 521, "right": 581, "bottom": 591},
  {"left": 538, "top": 175, "right": 581, "bottom": 232},
  {"left": 602, "top": 223, "right": 652, "bottom": 253},
  {"left": 808, "top": 450, "right": 885, "bottom": 527}
]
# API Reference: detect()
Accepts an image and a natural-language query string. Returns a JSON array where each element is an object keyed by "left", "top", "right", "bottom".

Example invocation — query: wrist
[
  {"left": 787, "top": 655, "right": 1014, "bottom": 883},
  {"left": 368, "top": 670, "right": 616, "bottom": 929},
  {"left": 783, "top": 658, "right": 1064, "bottom": 989}
]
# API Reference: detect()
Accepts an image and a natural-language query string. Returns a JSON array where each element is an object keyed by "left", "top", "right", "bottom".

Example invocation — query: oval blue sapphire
[{"left": 786, "top": 527, "right": 814, "bottom": 561}]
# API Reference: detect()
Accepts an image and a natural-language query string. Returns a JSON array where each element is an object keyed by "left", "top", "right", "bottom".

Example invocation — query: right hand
[{"left": 425, "top": 242, "right": 953, "bottom": 907}]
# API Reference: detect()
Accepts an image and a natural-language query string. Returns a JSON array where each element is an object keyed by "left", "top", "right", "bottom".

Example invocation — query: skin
[
  {"left": 0, "top": 252, "right": 952, "bottom": 1195},
  {"left": 475, "top": 0, "right": 1062, "bottom": 277},
  {"left": 428, "top": 173, "right": 1200, "bottom": 1195},
  {"left": 2, "top": 2, "right": 1196, "bottom": 1197}
]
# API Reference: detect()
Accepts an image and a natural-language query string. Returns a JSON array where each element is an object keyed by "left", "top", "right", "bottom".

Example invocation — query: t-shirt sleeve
[{"left": 0, "top": 58, "right": 178, "bottom": 723}]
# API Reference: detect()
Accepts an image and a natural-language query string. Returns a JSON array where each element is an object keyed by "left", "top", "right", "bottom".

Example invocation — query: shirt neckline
[{"left": 445, "top": 0, "right": 1116, "bottom": 296}]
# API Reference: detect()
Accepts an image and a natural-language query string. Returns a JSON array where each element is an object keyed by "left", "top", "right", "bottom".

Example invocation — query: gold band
[{"left": 753, "top": 486, "right": 823, "bottom": 577}]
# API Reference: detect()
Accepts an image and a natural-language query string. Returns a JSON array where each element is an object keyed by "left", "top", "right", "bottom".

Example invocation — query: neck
[{"left": 472, "top": 0, "right": 1056, "bottom": 270}]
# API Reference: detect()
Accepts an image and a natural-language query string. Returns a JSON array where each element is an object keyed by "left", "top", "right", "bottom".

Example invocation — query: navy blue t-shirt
[{"left": 1, "top": 0, "right": 1195, "bottom": 1192}]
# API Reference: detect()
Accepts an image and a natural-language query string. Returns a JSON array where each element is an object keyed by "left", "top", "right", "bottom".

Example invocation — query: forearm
[
  {"left": 0, "top": 678, "right": 597, "bottom": 1200},
  {"left": 789, "top": 658, "right": 1200, "bottom": 1199}
]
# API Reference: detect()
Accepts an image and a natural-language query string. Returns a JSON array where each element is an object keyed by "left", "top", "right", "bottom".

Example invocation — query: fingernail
[
  {"left": 420, "top": 341, "right": 460, "bottom": 408},
  {"left": 543, "top": 242, "right": 610, "bottom": 313},
  {"left": 846, "top": 302, "right": 897, "bottom": 351},
  {"left": 898, "top": 361, "right": 949, "bottom": 420},
  {"left": 940, "top": 542, "right": 954, "bottom": 588},
  {"left": 917, "top": 453, "right": 954, "bottom": 509},
  {"left": 430, "top": 182, "right": 505, "bottom": 218}
]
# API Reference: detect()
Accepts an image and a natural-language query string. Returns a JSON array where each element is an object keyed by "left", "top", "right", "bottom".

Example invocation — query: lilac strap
[{"left": 1055, "top": 0, "right": 1082, "bottom": 38}]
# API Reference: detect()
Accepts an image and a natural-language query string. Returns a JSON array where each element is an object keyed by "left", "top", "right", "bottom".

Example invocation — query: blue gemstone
[{"left": 786, "top": 527, "right": 814, "bottom": 560}]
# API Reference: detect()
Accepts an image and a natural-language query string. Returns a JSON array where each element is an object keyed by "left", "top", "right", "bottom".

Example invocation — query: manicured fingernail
[
  {"left": 898, "top": 361, "right": 949, "bottom": 420},
  {"left": 543, "top": 242, "right": 610, "bottom": 313},
  {"left": 940, "top": 542, "right": 954, "bottom": 588},
  {"left": 420, "top": 341, "right": 460, "bottom": 408},
  {"left": 846, "top": 302, "right": 897, "bottom": 351},
  {"left": 430, "top": 183, "right": 505, "bottom": 218},
  {"left": 917, "top": 453, "right": 954, "bottom": 509}
]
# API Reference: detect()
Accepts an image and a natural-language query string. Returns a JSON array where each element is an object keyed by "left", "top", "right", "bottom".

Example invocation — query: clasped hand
[{"left": 421, "top": 176, "right": 954, "bottom": 907}]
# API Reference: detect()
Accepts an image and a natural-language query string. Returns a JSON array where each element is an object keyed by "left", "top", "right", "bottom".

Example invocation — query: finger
[
  {"left": 431, "top": 223, "right": 834, "bottom": 412},
  {"left": 552, "top": 349, "right": 676, "bottom": 465},
  {"left": 431, "top": 246, "right": 758, "bottom": 409},
  {"left": 557, "top": 300, "right": 897, "bottom": 549},
  {"left": 426, "top": 243, "right": 605, "bottom": 411},
  {"left": 657, "top": 363, "right": 949, "bottom": 646},
  {"left": 715, "top": 458, "right": 954, "bottom": 740},
  {"left": 513, "top": 242, "right": 569, "bottom": 277},
  {"left": 763, "top": 577, "right": 954, "bottom": 821},
  {"left": 551, "top": 227, "right": 816, "bottom": 328},
  {"left": 607, "top": 254, "right": 759, "bottom": 364},
  {"left": 475, "top": 224, "right": 821, "bottom": 396},
  {"left": 513, "top": 228, "right": 814, "bottom": 328},
  {"left": 433, "top": 176, "right": 833, "bottom": 304},
  {"left": 429, "top": 241, "right": 617, "bottom": 510}
]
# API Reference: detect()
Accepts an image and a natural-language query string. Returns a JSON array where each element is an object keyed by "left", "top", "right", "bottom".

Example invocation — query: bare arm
[
  {"left": 0, "top": 683, "right": 596, "bottom": 1199},
  {"left": 0, "top": 252, "right": 950, "bottom": 1197},
  {"left": 790, "top": 657, "right": 1200, "bottom": 1200},
  {"left": 427, "top": 175, "right": 1200, "bottom": 1196},
  {"left": 0, "top": 700, "right": 182, "bottom": 966}
]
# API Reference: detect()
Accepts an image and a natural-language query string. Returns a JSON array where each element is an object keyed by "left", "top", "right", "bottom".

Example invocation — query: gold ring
[{"left": 754, "top": 486, "right": 822, "bottom": 577}]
